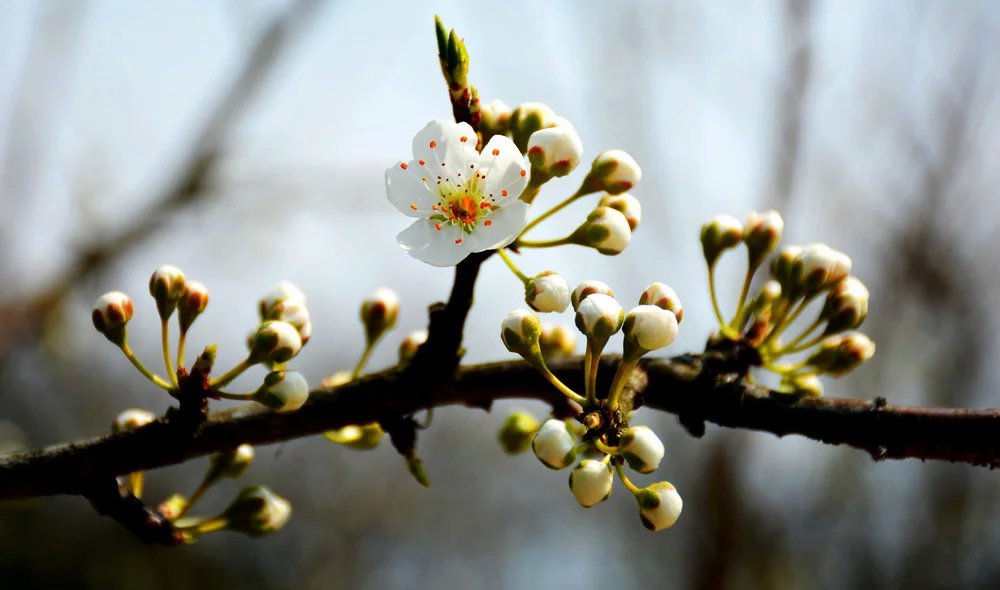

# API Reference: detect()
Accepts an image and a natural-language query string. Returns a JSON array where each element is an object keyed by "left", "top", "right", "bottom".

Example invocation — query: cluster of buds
[
  {"left": 700, "top": 211, "right": 875, "bottom": 395},
  {"left": 92, "top": 267, "right": 311, "bottom": 413},
  {"left": 498, "top": 280, "right": 684, "bottom": 531}
]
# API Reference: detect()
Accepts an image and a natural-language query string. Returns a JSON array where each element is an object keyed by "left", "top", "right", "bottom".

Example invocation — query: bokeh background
[{"left": 2, "top": 0, "right": 1000, "bottom": 588}]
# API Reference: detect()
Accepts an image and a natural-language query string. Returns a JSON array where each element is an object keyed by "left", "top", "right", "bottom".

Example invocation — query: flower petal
[
  {"left": 397, "top": 219, "right": 476, "bottom": 267},
  {"left": 478, "top": 134, "right": 529, "bottom": 202},
  {"left": 466, "top": 200, "right": 530, "bottom": 251},
  {"left": 386, "top": 161, "right": 440, "bottom": 217},
  {"left": 412, "top": 120, "right": 478, "bottom": 174}
]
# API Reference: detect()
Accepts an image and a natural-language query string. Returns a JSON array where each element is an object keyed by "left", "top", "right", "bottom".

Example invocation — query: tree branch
[{"left": 2, "top": 353, "right": 1000, "bottom": 502}]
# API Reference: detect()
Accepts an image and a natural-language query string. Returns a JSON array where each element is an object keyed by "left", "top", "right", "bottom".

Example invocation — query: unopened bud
[
  {"left": 619, "top": 425, "right": 665, "bottom": 474},
  {"left": 148, "top": 265, "right": 186, "bottom": 320},
  {"left": 92, "top": 291, "right": 134, "bottom": 346},
  {"left": 498, "top": 411, "right": 540, "bottom": 454},
  {"left": 635, "top": 481, "right": 683, "bottom": 531},
  {"left": 821, "top": 276, "right": 869, "bottom": 334},
  {"left": 177, "top": 281, "right": 209, "bottom": 334},
  {"left": 248, "top": 321, "right": 302, "bottom": 364},
  {"left": 575, "top": 293, "right": 625, "bottom": 348},
  {"left": 398, "top": 330, "right": 428, "bottom": 366},
  {"left": 583, "top": 150, "right": 642, "bottom": 195},
  {"left": 527, "top": 118, "right": 583, "bottom": 179},
  {"left": 571, "top": 206, "right": 632, "bottom": 255},
  {"left": 223, "top": 485, "right": 291, "bottom": 537},
  {"left": 255, "top": 370, "right": 309, "bottom": 413},
  {"left": 539, "top": 323, "right": 577, "bottom": 360},
  {"left": 797, "top": 243, "right": 852, "bottom": 294},
  {"left": 532, "top": 419, "right": 577, "bottom": 470},
  {"left": 571, "top": 280, "right": 615, "bottom": 311},
  {"left": 112, "top": 408, "right": 155, "bottom": 433},
  {"left": 639, "top": 282, "right": 683, "bottom": 322},
  {"left": 779, "top": 372, "right": 824, "bottom": 397},
  {"left": 265, "top": 299, "right": 312, "bottom": 345},
  {"left": 207, "top": 444, "right": 255, "bottom": 481},
  {"left": 501, "top": 309, "right": 543, "bottom": 359},
  {"left": 598, "top": 193, "right": 641, "bottom": 231},
  {"left": 623, "top": 305, "right": 678, "bottom": 361},
  {"left": 320, "top": 370, "right": 352, "bottom": 388},
  {"left": 525, "top": 271, "right": 571, "bottom": 313},
  {"left": 700, "top": 215, "right": 743, "bottom": 267},
  {"left": 480, "top": 99, "right": 512, "bottom": 138},
  {"left": 744, "top": 210, "right": 784, "bottom": 268},
  {"left": 509, "top": 102, "right": 557, "bottom": 151},
  {"left": 770, "top": 245, "right": 803, "bottom": 292},
  {"left": 806, "top": 332, "right": 876, "bottom": 376},
  {"left": 324, "top": 423, "right": 384, "bottom": 450},
  {"left": 259, "top": 281, "right": 307, "bottom": 320},
  {"left": 569, "top": 459, "right": 614, "bottom": 508},
  {"left": 360, "top": 287, "right": 399, "bottom": 345}
]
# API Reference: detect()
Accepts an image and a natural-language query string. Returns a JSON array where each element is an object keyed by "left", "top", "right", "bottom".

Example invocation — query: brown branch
[{"left": 3, "top": 353, "right": 1000, "bottom": 503}]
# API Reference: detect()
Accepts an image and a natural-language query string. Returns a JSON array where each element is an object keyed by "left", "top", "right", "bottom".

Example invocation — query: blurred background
[{"left": 2, "top": 0, "right": 1000, "bottom": 588}]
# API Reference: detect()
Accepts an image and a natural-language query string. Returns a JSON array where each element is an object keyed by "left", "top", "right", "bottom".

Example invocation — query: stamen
[
  {"left": 429, "top": 141, "right": 437, "bottom": 149},
  {"left": 501, "top": 190, "right": 508, "bottom": 197},
  {"left": 484, "top": 220, "right": 493, "bottom": 226},
  {"left": 460, "top": 136, "right": 468, "bottom": 143},
  {"left": 492, "top": 148, "right": 500, "bottom": 156},
  {"left": 435, "top": 223, "right": 442, "bottom": 230},
  {"left": 455, "top": 238, "right": 463, "bottom": 244},
  {"left": 520, "top": 169, "right": 527, "bottom": 177},
  {"left": 418, "top": 160, "right": 426, "bottom": 166},
  {"left": 410, "top": 203, "right": 418, "bottom": 211},
  {"left": 400, "top": 163, "right": 408, "bottom": 170}
]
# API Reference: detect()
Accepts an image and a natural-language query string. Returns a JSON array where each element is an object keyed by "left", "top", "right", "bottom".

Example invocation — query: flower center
[{"left": 431, "top": 175, "right": 498, "bottom": 233}]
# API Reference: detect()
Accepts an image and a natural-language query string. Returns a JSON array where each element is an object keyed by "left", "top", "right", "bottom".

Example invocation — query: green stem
[
  {"left": 730, "top": 259, "right": 757, "bottom": 330},
  {"left": 215, "top": 390, "right": 257, "bottom": 401},
  {"left": 352, "top": 341, "right": 377, "bottom": 380},
  {"left": 176, "top": 330, "right": 188, "bottom": 371},
  {"left": 615, "top": 462, "right": 641, "bottom": 495},
  {"left": 518, "top": 179, "right": 544, "bottom": 205},
  {"left": 606, "top": 359, "right": 639, "bottom": 413},
  {"left": 161, "top": 319, "right": 177, "bottom": 387},
  {"left": 707, "top": 266, "right": 728, "bottom": 331},
  {"left": 593, "top": 438, "right": 618, "bottom": 455},
  {"left": 777, "top": 316, "right": 825, "bottom": 354},
  {"left": 519, "top": 188, "right": 585, "bottom": 236},
  {"left": 761, "top": 295, "right": 815, "bottom": 348},
  {"left": 209, "top": 357, "right": 254, "bottom": 389},
  {"left": 175, "top": 515, "right": 228, "bottom": 536},
  {"left": 176, "top": 476, "right": 215, "bottom": 519},
  {"left": 497, "top": 248, "right": 529, "bottom": 282},
  {"left": 120, "top": 344, "right": 173, "bottom": 390},
  {"left": 128, "top": 472, "right": 144, "bottom": 499},
  {"left": 780, "top": 333, "right": 828, "bottom": 356},
  {"left": 516, "top": 236, "right": 573, "bottom": 249},
  {"left": 584, "top": 348, "right": 599, "bottom": 405},
  {"left": 533, "top": 360, "right": 586, "bottom": 406}
]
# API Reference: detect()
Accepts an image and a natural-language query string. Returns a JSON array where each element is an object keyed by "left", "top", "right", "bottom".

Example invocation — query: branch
[{"left": 3, "top": 353, "right": 1000, "bottom": 502}]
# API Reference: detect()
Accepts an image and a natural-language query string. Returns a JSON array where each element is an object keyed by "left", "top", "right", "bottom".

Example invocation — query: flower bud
[
  {"left": 797, "top": 244, "right": 852, "bottom": 294},
  {"left": 248, "top": 321, "right": 303, "bottom": 364},
  {"left": 177, "top": 281, "right": 209, "bottom": 334},
  {"left": 398, "top": 330, "right": 428, "bottom": 366},
  {"left": 254, "top": 370, "right": 309, "bottom": 412},
  {"left": 223, "top": 485, "right": 291, "bottom": 537},
  {"left": 111, "top": 408, "right": 155, "bottom": 434},
  {"left": 575, "top": 293, "right": 625, "bottom": 347},
  {"left": 639, "top": 282, "right": 683, "bottom": 323},
  {"left": 527, "top": 118, "right": 583, "bottom": 178},
  {"left": 320, "top": 370, "right": 352, "bottom": 388},
  {"left": 598, "top": 193, "right": 641, "bottom": 231},
  {"left": 525, "top": 271, "right": 571, "bottom": 313},
  {"left": 479, "top": 99, "right": 512, "bottom": 137},
  {"left": 148, "top": 265, "right": 186, "bottom": 320},
  {"left": 770, "top": 245, "right": 803, "bottom": 293},
  {"left": 258, "top": 281, "right": 307, "bottom": 320},
  {"left": 265, "top": 299, "right": 312, "bottom": 345},
  {"left": 623, "top": 305, "right": 678, "bottom": 360},
  {"left": 568, "top": 459, "right": 614, "bottom": 508},
  {"left": 583, "top": 150, "right": 642, "bottom": 194},
  {"left": 501, "top": 309, "right": 543, "bottom": 359},
  {"left": 531, "top": 419, "right": 577, "bottom": 469},
  {"left": 635, "top": 481, "right": 683, "bottom": 531},
  {"left": 744, "top": 210, "right": 784, "bottom": 268},
  {"left": 700, "top": 215, "right": 744, "bottom": 267},
  {"left": 498, "top": 411, "right": 540, "bottom": 455},
  {"left": 539, "top": 323, "right": 577, "bottom": 360},
  {"left": 779, "top": 372, "right": 823, "bottom": 397},
  {"left": 820, "top": 276, "right": 869, "bottom": 334},
  {"left": 92, "top": 291, "right": 134, "bottom": 346},
  {"left": 360, "top": 287, "right": 399, "bottom": 345},
  {"left": 207, "top": 444, "right": 254, "bottom": 481},
  {"left": 571, "top": 280, "right": 615, "bottom": 311},
  {"left": 806, "top": 332, "right": 876, "bottom": 376},
  {"left": 324, "top": 423, "right": 384, "bottom": 450},
  {"left": 509, "top": 102, "right": 557, "bottom": 151},
  {"left": 571, "top": 206, "right": 632, "bottom": 255},
  {"left": 619, "top": 425, "right": 665, "bottom": 474}
]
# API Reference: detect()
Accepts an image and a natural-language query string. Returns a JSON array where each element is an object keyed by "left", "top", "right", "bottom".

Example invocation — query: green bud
[
  {"left": 806, "top": 332, "right": 875, "bottom": 376},
  {"left": 700, "top": 215, "right": 744, "bottom": 268},
  {"left": 92, "top": 291, "right": 134, "bottom": 347},
  {"left": 570, "top": 206, "right": 632, "bottom": 255},
  {"left": 255, "top": 370, "right": 309, "bottom": 413},
  {"left": 177, "top": 280, "right": 209, "bottom": 334},
  {"left": 744, "top": 210, "right": 784, "bottom": 269},
  {"left": 539, "top": 323, "right": 577, "bottom": 361},
  {"left": 398, "top": 330, "right": 428, "bottom": 366},
  {"left": 635, "top": 481, "right": 683, "bottom": 531},
  {"left": 500, "top": 309, "right": 543, "bottom": 359},
  {"left": 360, "top": 287, "right": 399, "bottom": 345},
  {"left": 248, "top": 320, "right": 302, "bottom": 364},
  {"left": 148, "top": 265, "right": 186, "bottom": 321},
  {"left": 497, "top": 411, "right": 539, "bottom": 454},
  {"left": 223, "top": 485, "right": 291, "bottom": 538},
  {"left": 324, "top": 423, "right": 384, "bottom": 450},
  {"left": 207, "top": 444, "right": 255, "bottom": 482},
  {"left": 509, "top": 102, "right": 557, "bottom": 152},
  {"left": 581, "top": 150, "right": 642, "bottom": 195}
]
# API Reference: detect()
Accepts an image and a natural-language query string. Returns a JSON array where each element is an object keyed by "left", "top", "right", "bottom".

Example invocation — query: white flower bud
[
  {"left": 509, "top": 102, "right": 557, "bottom": 151},
  {"left": 479, "top": 99, "right": 512, "bottom": 136},
  {"left": 821, "top": 276, "right": 869, "bottom": 334},
  {"left": 744, "top": 210, "right": 784, "bottom": 267},
  {"left": 568, "top": 459, "right": 614, "bottom": 508},
  {"left": 539, "top": 323, "right": 577, "bottom": 360},
  {"left": 599, "top": 193, "right": 641, "bottom": 231},
  {"left": 398, "top": 329, "right": 428, "bottom": 366},
  {"left": 248, "top": 321, "right": 303, "bottom": 364},
  {"left": 700, "top": 215, "right": 744, "bottom": 267},
  {"left": 798, "top": 244, "right": 852, "bottom": 294},
  {"left": 531, "top": 419, "right": 577, "bottom": 470},
  {"left": 527, "top": 118, "right": 583, "bottom": 178},
  {"left": 360, "top": 287, "right": 399, "bottom": 344},
  {"left": 574, "top": 293, "right": 625, "bottom": 344},
  {"left": 223, "top": 485, "right": 291, "bottom": 537},
  {"left": 266, "top": 299, "right": 312, "bottom": 345},
  {"left": 208, "top": 444, "right": 255, "bottom": 480},
  {"left": 619, "top": 425, "right": 665, "bottom": 474},
  {"left": 635, "top": 481, "right": 683, "bottom": 531},
  {"left": 177, "top": 281, "right": 209, "bottom": 334},
  {"left": 571, "top": 280, "right": 615, "bottom": 311},
  {"left": 258, "top": 281, "right": 307, "bottom": 319},
  {"left": 571, "top": 206, "right": 632, "bottom": 255},
  {"left": 92, "top": 291, "right": 134, "bottom": 346},
  {"left": 111, "top": 408, "right": 155, "bottom": 434},
  {"left": 779, "top": 372, "right": 824, "bottom": 397},
  {"left": 525, "top": 271, "right": 571, "bottom": 313},
  {"left": 320, "top": 370, "right": 352, "bottom": 388},
  {"left": 806, "top": 332, "right": 876, "bottom": 376},
  {"left": 324, "top": 423, "right": 384, "bottom": 450},
  {"left": 498, "top": 411, "right": 540, "bottom": 455},
  {"left": 501, "top": 309, "right": 543, "bottom": 358},
  {"left": 255, "top": 370, "right": 309, "bottom": 413},
  {"left": 639, "top": 282, "right": 683, "bottom": 323},
  {"left": 148, "top": 264, "right": 186, "bottom": 320},
  {"left": 584, "top": 150, "right": 642, "bottom": 194},
  {"left": 623, "top": 305, "right": 678, "bottom": 360}
]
